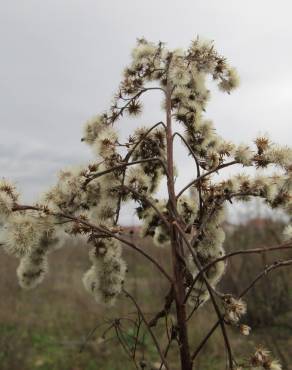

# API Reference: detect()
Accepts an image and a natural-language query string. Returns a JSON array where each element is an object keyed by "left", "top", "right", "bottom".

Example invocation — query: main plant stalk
[{"left": 165, "top": 84, "right": 192, "bottom": 370}]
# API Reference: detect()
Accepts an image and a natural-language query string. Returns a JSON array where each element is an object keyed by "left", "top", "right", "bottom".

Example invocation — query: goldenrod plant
[{"left": 1, "top": 37, "right": 292, "bottom": 370}]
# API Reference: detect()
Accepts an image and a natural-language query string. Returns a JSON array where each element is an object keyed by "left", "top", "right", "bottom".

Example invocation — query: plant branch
[
  {"left": 83, "top": 157, "right": 168, "bottom": 188},
  {"left": 176, "top": 160, "right": 237, "bottom": 199},
  {"left": 185, "top": 241, "right": 292, "bottom": 305},
  {"left": 121, "top": 185, "right": 170, "bottom": 229},
  {"left": 191, "top": 257, "right": 292, "bottom": 363},
  {"left": 123, "top": 289, "right": 171, "bottom": 370},
  {"left": 12, "top": 205, "right": 173, "bottom": 283}
]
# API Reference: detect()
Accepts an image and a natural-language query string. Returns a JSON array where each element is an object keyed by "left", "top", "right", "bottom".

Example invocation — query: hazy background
[{"left": 1, "top": 0, "right": 292, "bottom": 223}]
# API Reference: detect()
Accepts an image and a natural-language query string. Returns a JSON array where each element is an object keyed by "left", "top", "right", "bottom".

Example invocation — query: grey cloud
[{"left": 0, "top": 0, "right": 291, "bottom": 213}]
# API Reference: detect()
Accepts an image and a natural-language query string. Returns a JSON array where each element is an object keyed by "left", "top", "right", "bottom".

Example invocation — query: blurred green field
[{"left": 0, "top": 219, "right": 291, "bottom": 370}]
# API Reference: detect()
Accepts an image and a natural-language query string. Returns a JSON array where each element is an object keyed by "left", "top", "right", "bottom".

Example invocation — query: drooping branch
[
  {"left": 11, "top": 204, "right": 173, "bottom": 283},
  {"left": 172, "top": 132, "right": 201, "bottom": 179},
  {"left": 148, "top": 286, "right": 174, "bottom": 328}
]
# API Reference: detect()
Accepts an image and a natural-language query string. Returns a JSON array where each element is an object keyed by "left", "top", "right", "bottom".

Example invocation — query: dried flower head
[
  {"left": 2, "top": 213, "right": 45, "bottom": 257},
  {"left": 0, "top": 190, "right": 14, "bottom": 222},
  {"left": 93, "top": 127, "right": 118, "bottom": 159},
  {"left": 239, "top": 324, "right": 251, "bottom": 336},
  {"left": 83, "top": 239, "right": 126, "bottom": 306},
  {"left": 223, "top": 295, "right": 247, "bottom": 324},
  {"left": 283, "top": 224, "right": 292, "bottom": 240},
  {"left": 235, "top": 144, "right": 254, "bottom": 166}
]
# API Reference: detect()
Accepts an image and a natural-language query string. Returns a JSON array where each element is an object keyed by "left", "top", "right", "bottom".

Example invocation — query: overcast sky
[{"left": 1, "top": 0, "right": 291, "bottom": 223}]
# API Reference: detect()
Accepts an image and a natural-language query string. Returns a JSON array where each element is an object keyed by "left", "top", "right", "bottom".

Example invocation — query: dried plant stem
[
  {"left": 176, "top": 160, "right": 237, "bottom": 199},
  {"left": 191, "top": 258, "right": 292, "bottom": 363},
  {"left": 173, "top": 221, "right": 234, "bottom": 369},
  {"left": 165, "top": 83, "right": 193, "bottom": 370},
  {"left": 123, "top": 289, "right": 171, "bottom": 370},
  {"left": 185, "top": 241, "right": 292, "bottom": 305}
]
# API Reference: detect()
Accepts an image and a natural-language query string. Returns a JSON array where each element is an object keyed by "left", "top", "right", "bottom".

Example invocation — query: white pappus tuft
[
  {"left": 82, "top": 114, "right": 107, "bottom": 145},
  {"left": 0, "top": 191, "right": 14, "bottom": 222},
  {"left": 17, "top": 253, "right": 48, "bottom": 289},
  {"left": 235, "top": 144, "right": 254, "bottom": 166},
  {"left": 283, "top": 224, "right": 292, "bottom": 240},
  {"left": 169, "top": 65, "right": 191, "bottom": 87},
  {"left": 93, "top": 127, "right": 118, "bottom": 159},
  {"left": 83, "top": 239, "right": 127, "bottom": 306},
  {"left": 2, "top": 213, "right": 44, "bottom": 258}
]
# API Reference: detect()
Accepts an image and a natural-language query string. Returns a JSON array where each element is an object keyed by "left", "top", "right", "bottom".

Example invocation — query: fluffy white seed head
[
  {"left": 43, "top": 166, "right": 86, "bottom": 212},
  {"left": 283, "top": 224, "right": 292, "bottom": 240},
  {"left": 218, "top": 67, "right": 240, "bottom": 93},
  {"left": 235, "top": 144, "right": 254, "bottom": 166},
  {"left": 83, "top": 266, "right": 101, "bottom": 296},
  {"left": 177, "top": 195, "right": 198, "bottom": 224},
  {"left": 268, "top": 145, "right": 292, "bottom": 169},
  {"left": 17, "top": 254, "right": 48, "bottom": 289},
  {"left": 83, "top": 239, "right": 126, "bottom": 306},
  {"left": 240, "top": 324, "right": 251, "bottom": 336},
  {"left": 223, "top": 296, "right": 247, "bottom": 324},
  {"left": 131, "top": 41, "right": 157, "bottom": 64},
  {"left": 0, "top": 191, "right": 14, "bottom": 222},
  {"left": 82, "top": 115, "right": 107, "bottom": 145},
  {"left": 265, "top": 180, "right": 279, "bottom": 202},
  {"left": 169, "top": 65, "right": 191, "bottom": 87},
  {"left": 153, "top": 225, "right": 170, "bottom": 247},
  {"left": 125, "top": 166, "right": 152, "bottom": 195},
  {"left": 2, "top": 214, "right": 44, "bottom": 257},
  {"left": 0, "top": 179, "right": 18, "bottom": 200},
  {"left": 93, "top": 127, "right": 118, "bottom": 159},
  {"left": 269, "top": 360, "right": 282, "bottom": 370}
]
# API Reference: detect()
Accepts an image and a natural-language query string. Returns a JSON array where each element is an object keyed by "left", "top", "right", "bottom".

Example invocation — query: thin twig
[
  {"left": 191, "top": 241, "right": 292, "bottom": 292},
  {"left": 123, "top": 289, "right": 171, "bottom": 370},
  {"left": 122, "top": 185, "right": 170, "bottom": 229},
  {"left": 191, "top": 258, "right": 292, "bottom": 363},
  {"left": 83, "top": 157, "right": 168, "bottom": 188},
  {"left": 176, "top": 160, "right": 237, "bottom": 199}
]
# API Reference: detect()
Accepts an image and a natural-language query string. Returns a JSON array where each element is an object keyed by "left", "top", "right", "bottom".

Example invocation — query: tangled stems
[{"left": 191, "top": 258, "right": 292, "bottom": 364}]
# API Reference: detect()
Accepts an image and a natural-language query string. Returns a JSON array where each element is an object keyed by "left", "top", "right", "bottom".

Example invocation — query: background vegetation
[{"left": 1, "top": 217, "right": 291, "bottom": 370}]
